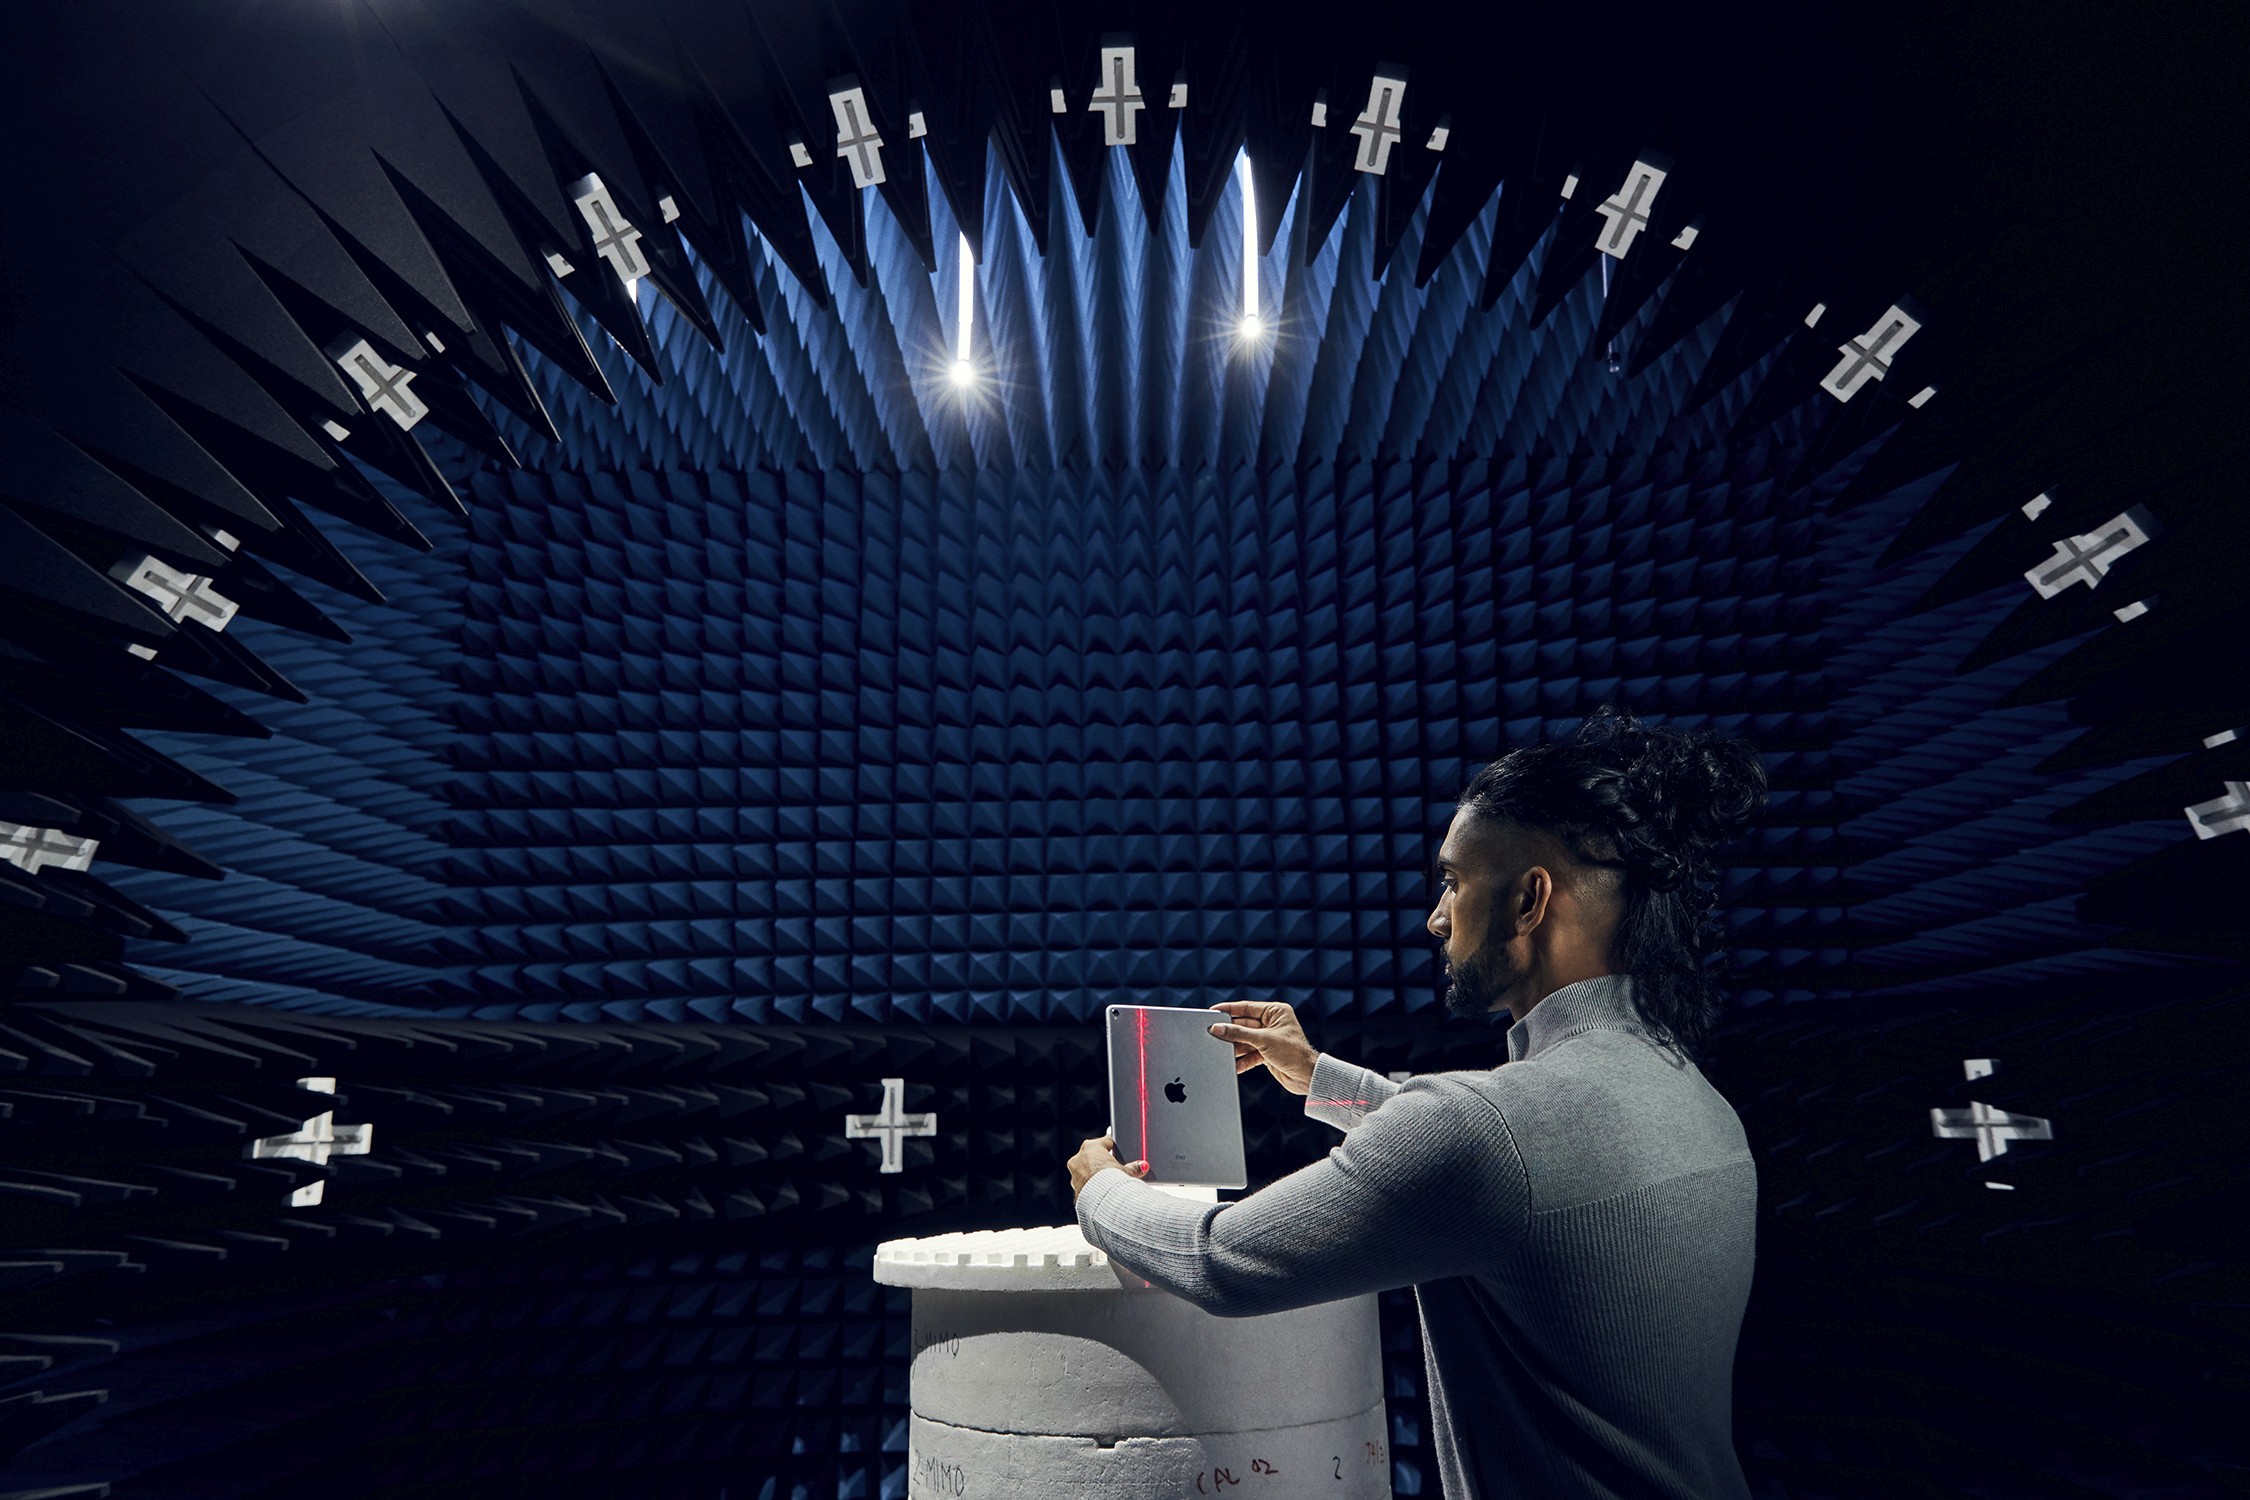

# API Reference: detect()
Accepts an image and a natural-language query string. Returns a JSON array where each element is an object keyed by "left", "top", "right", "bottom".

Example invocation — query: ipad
[{"left": 1104, "top": 1004, "right": 1247, "bottom": 1189}]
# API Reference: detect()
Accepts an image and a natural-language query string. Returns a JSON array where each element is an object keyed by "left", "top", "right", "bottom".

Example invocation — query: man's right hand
[{"left": 1209, "top": 1001, "right": 1319, "bottom": 1097}]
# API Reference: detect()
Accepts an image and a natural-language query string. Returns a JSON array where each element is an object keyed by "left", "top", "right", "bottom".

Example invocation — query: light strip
[
  {"left": 955, "top": 232, "right": 974, "bottom": 365},
  {"left": 1239, "top": 152, "right": 1259, "bottom": 324}
]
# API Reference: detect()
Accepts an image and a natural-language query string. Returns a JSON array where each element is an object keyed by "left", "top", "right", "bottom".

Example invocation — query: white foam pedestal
[{"left": 875, "top": 1223, "right": 1393, "bottom": 1500}]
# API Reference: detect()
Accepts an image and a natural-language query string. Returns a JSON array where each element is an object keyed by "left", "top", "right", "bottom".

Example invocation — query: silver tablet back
[{"left": 1105, "top": 1004, "right": 1248, "bottom": 1189}]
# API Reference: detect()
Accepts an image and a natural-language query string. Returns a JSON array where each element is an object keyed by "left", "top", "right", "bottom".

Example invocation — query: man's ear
[{"left": 1515, "top": 865, "right": 1555, "bottom": 935}]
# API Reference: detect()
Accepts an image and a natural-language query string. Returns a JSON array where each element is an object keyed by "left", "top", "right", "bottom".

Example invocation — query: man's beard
[{"left": 1442, "top": 940, "right": 1526, "bottom": 1021}]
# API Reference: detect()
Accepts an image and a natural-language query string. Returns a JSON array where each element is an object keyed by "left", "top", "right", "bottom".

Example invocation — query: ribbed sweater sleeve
[
  {"left": 1304, "top": 1052, "right": 1401, "bottom": 1132},
  {"left": 1076, "top": 1077, "right": 1527, "bottom": 1318}
]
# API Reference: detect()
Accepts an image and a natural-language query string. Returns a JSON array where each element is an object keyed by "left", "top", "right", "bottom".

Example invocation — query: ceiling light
[
  {"left": 1239, "top": 150, "right": 1261, "bottom": 341},
  {"left": 953, "top": 231, "right": 975, "bottom": 384}
]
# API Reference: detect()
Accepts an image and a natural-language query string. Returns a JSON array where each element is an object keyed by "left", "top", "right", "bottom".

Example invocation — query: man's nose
[{"left": 1427, "top": 904, "right": 1447, "bottom": 938}]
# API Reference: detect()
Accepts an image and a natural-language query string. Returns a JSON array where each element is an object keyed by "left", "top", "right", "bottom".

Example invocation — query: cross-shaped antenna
[
  {"left": 570, "top": 173, "right": 651, "bottom": 283},
  {"left": 1089, "top": 45, "right": 1145, "bottom": 146},
  {"left": 1594, "top": 160, "right": 1669, "bottom": 258},
  {"left": 1821, "top": 305, "right": 1921, "bottom": 401},
  {"left": 1930, "top": 1100, "right": 2053, "bottom": 1162},
  {"left": 250, "top": 1077, "right": 373, "bottom": 1206},
  {"left": 2025, "top": 509, "right": 2153, "bottom": 598},
  {"left": 844, "top": 1078, "right": 938, "bottom": 1174},
  {"left": 112, "top": 554, "right": 239, "bottom": 631},
  {"left": 0, "top": 822, "right": 99, "bottom": 875},
  {"left": 830, "top": 86, "right": 887, "bottom": 189},
  {"left": 328, "top": 336, "right": 429, "bottom": 429},
  {"left": 2187, "top": 782, "right": 2250, "bottom": 839},
  {"left": 1351, "top": 74, "right": 1407, "bottom": 175}
]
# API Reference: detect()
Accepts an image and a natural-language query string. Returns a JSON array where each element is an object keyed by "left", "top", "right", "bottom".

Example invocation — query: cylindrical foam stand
[{"left": 875, "top": 1225, "right": 1393, "bottom": 1500}]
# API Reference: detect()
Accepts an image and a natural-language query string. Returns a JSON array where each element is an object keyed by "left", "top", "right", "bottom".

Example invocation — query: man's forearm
[
  {"left": 1077, "top": 1079, "right": 1519, "bottom": 1318},
  {"left": 1073, "top": 1168, "right": 1272, "bottom": 1314},
  {"left": 1305, "top": 1053, "right": 1403, "bottom": 1132},
  {"left": 1076, "top": 1158, "right": 1374, "bottom": 1319}
]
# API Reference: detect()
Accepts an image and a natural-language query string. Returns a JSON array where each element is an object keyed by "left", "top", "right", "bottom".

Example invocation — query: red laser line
[{"left": 1136, "top": 1007, "right": 1150, "bottom": 1167}]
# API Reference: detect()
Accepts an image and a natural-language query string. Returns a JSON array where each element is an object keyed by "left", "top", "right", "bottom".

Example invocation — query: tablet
[{"left": 1104, "top": 1004, "right": 1247, "bottom": 1189}]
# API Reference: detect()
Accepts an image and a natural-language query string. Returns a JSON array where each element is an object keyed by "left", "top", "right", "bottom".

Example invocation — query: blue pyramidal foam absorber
[
  {"left": 430, "top": 455, "right": 1833, "bottom": 1026},
  {"left": 104, "top": 147, "right": 2180, "bottom": 1022},
  {"left": 112, "top": 446, "right": 2165, "bottom": 1025}
]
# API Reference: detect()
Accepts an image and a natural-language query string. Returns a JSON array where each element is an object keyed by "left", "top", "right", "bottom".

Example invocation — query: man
[{"left": 1067, "top": 708, "right": 1766, "bottom": 1499}]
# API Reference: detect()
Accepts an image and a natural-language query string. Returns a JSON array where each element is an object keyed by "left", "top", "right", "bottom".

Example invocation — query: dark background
[{"left": 0, "top": 1, "right": 2243, "bottom": 1495}]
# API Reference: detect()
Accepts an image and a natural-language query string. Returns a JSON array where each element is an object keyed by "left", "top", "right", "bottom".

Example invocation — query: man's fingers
[
  {"left": 1208, "top": 1021, "right": 1267, "bottom": 1045},
  {"left": 1209, "top": 1001, "right": 1270, "bottom": 1020}
]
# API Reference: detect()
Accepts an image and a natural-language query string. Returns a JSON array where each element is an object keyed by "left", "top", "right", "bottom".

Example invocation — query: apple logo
[{"left": 1164, "top": 1076, "right": 1187, "bottom": 1104}]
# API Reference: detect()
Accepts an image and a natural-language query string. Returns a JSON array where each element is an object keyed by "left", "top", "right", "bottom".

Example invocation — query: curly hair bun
[{"left": 1574, "top": 706, "right": 1767, "bottom": 863}]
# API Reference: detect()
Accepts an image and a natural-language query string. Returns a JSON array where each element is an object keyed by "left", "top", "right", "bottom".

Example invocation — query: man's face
[{"left": 1427, "top": 809, "right": 1531, "bottom": 1019}]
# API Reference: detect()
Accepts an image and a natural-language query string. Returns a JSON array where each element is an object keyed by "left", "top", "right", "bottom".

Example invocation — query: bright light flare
[{"left": 950, "top": 358, "right": 974, "bottom": 386}]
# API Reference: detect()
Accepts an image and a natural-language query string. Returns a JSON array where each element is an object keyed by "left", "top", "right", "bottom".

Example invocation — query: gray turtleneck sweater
[{"left": 1075, "top": 974, "right": 1757, "bottom": 1499}]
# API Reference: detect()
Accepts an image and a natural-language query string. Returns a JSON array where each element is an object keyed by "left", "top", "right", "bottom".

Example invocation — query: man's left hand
[{"left": 1068, "top": 1135, "right": 1149, "bottom": 1198}]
